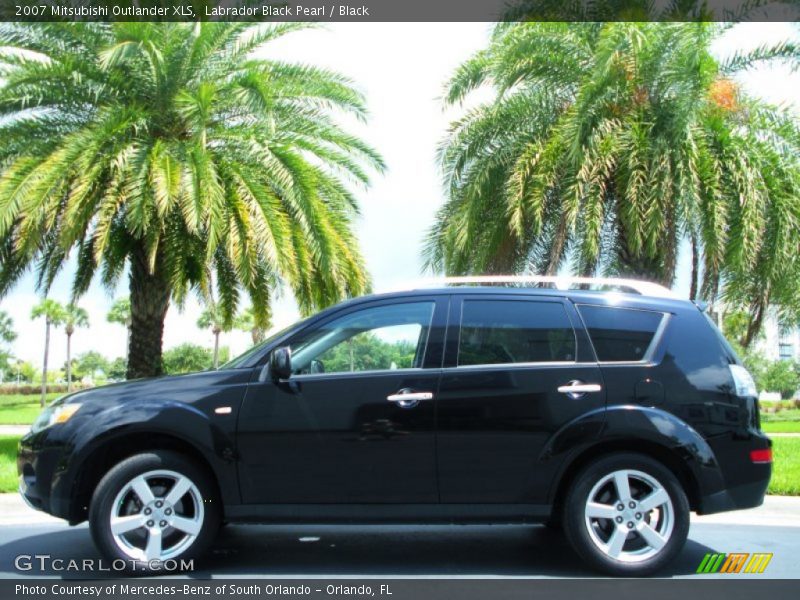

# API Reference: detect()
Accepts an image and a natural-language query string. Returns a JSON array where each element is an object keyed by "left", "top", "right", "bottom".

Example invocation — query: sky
[{"left": 1, "top": 22, "right": 799, "bottom": 372}]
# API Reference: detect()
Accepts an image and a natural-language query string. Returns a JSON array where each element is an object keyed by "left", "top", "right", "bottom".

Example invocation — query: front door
[
  {"left": 237, "top": 296, "right": 447, "bottom": 504},
  {"left": 436, "top": 294, "right": 605, "bottom": 504}
]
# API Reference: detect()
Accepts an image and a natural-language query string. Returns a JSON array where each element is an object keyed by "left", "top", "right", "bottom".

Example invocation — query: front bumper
[{"left": 17, "top": 429, "right": 72, "bottom": 520}]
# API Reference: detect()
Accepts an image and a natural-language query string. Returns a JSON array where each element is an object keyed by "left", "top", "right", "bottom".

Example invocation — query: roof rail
[{"left": 390, "top": 276, "right": 677, "bottom": 298}]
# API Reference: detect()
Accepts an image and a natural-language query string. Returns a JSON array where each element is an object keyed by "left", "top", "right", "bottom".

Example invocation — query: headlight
[{"left": 31, "top": 403, "right": 82, "bottom": 433}]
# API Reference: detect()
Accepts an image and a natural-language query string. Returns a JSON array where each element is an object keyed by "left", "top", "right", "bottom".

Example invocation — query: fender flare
[
  {"left": 53, "top": 399, "right": 239, "bottom": 516},
  {"left": 541, "top": 405, "right": 726, "bottom": 504}
]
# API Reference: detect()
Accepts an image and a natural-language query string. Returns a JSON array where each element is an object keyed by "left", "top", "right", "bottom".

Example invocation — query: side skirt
[{"left": 224, "top": 503, "right": 552, "bottom": 524}]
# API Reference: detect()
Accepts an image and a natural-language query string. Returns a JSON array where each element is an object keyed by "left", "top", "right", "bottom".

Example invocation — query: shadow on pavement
[{"left": 0, "top": 524, "right": 716, "bottom": 579}]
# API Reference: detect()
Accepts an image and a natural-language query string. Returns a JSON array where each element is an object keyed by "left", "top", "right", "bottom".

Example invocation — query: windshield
[{"left": 219, "top": 318, "right": 308, "bottom": 370}]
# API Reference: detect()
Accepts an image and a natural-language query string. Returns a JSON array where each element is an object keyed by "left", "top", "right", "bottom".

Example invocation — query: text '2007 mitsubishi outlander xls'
[{"left": 18, "top": 276, "right": 771, "bottom": 576}]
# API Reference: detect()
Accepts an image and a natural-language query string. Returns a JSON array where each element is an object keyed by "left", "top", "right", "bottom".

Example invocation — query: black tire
[
  {"left": 89, "top": 450, "right": 221, "bottom": 573},
  {"left": 563, "top": 452, "right": 690, "bottom": 576}
]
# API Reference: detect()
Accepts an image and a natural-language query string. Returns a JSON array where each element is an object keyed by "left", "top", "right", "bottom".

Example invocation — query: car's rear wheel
[
  {"left": 563, "top": 452, "right": 689, "bottom": 576},
  {"left": 89, "top": 451, "right": 220, "bottom": 572}
]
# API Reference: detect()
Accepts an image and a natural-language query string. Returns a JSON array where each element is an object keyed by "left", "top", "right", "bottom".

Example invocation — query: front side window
[
  {"left": 290, "top": 302, "right": 435, "bottom": 375},
  {"left": 578, "top": 305, "right": 665, "bottom": 362},
  {"left": 458, "top": 300, "right": 576, "bottom": 366}
]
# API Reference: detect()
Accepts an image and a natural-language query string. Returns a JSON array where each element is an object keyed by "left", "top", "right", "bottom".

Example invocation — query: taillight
[{"left": 750, "top": 449, "right": 772, "bottom": 464}]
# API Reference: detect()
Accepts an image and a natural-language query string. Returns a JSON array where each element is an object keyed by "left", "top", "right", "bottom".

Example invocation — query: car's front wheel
[
  {"left": 563, "top": 452, "right": 690, "bottom": 576},
  {"left": 89, "top": 450, "right": 220, "bottom": 572}
]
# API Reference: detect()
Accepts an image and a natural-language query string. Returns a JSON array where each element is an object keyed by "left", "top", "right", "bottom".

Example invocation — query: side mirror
[{"left": 269, "top": 346, "right": 292, "bottom": 381}]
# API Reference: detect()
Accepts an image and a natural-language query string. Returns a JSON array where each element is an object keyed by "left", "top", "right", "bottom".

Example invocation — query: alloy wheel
[
  {"left": 583, "top": 468, "right": 674, "bottom": 563},
  {"left": 109, "top": 469, "right": 204, "bottom": 562}
]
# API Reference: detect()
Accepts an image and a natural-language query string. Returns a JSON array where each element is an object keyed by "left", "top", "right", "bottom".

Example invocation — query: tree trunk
[
  {"left": 213, "top": 330, "right": 220, "bottom": 369},
  {"left": 689, "top": 235, "right": 699, "bottom": 302},
  {"left": 127, "top": 246, "right": 170, "bottom": 379},
  {"left": 41, "top": 320, "right": 50, "bottom": 407},
  {"left": 742, "top": 300, "right": 766, "bottom": 349},
  {"left": 66, "top": 330, "right": 72, "bottom": 392}
]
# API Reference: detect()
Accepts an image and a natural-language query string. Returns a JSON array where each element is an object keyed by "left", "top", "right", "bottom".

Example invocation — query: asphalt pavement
[{"left": 0, "top": 495, "right": 797, "bottom": 579}]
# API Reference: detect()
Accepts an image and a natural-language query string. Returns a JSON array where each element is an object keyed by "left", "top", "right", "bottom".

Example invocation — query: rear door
[{"left": 436, "top": 294, "right": 605, "bottom": 504}]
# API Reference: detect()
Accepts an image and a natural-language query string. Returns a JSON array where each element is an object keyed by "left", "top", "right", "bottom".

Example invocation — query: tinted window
[
  {"left": 290, "top": 302, "right": 435, "bottom": 374},
  {"left": 458, "top": 300, "right": 576, "bottom": 366},
  {"left": 578, "top": 305, "right": 664, "bottom": 362}
]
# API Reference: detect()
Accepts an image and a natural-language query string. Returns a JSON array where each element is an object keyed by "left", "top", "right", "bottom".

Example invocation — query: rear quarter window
[{"left": 577, "top": 305, "right": 665, "bottom": 362}]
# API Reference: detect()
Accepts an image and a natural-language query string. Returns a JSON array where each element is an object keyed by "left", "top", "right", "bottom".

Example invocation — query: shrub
[{"left": 0, "top": 383, "right": 92, "bottom": 396}]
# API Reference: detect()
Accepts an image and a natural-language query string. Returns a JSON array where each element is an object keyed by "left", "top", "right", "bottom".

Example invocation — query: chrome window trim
[
  {"left": 291, "top": 367, "right": 431, "bottom": 381},
  {"left": 575, "top": 304, "right": 670, "bottom": 366},
  {"left": 446, "top": 360, "right": 585, "bottom": 372}
]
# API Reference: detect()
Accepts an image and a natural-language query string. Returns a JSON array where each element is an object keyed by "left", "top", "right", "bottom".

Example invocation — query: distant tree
[
  {"left": 319, "top": 333, "right": 417, "bottom": 373},
  {"left": 235, "top": 306, "right": 270, "bottom": 346},
  {"left": 74, "top": 351, "right": 109, "bottom": 382},
  {"left": 15, "top": 360, "right": 36, "bottom": 384},
  {"left": 107, "top": 298, "right": 132, "bottom": 359},
  {"left": 106, "top": 357, "right": 127, "bottom": 381},
  {"left": 163, "top": 344, "right": 212, "bottom": 375},
  {"left": 63, "top": 303, "right": 89, "bottom": 391},
  {"left": 198, "top": 303, "right": 231, "bottom": 369},
  {"left": 30, "top": 299, "right": 65, "bottom": 406},
  {"left": 761, "top": 360, "right": 800, "bottom": 399}
]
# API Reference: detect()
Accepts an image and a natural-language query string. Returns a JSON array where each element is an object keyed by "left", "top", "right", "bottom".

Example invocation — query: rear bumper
[
  {"left": 697, "top": 431, "right": 772, "bottom": 515},
  {"left": 697, "top": 476, "right": 771, "bottom": 515}
]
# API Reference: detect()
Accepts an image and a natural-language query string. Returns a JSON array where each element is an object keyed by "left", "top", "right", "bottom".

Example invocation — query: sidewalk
[
  {"left": 0, "top": 425, "right": 28, "bottom": 436},
  {"left": 0, "top": 492, "right": 797, "bottom": 527}
]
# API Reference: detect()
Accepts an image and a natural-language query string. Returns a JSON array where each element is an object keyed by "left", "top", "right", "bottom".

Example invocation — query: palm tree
[
  {"left": 106, "top": 297, "right": 132, "bottom": 361},
  {"left": 0, "top": 310, "right": 15, "bottom": 344},
  {"left": 197, "top": 303, "right": 229, "bottom": 370},
  {"left": 63, "top": 303, "right": 89, "bottom": 392},
  {"left": 0, "top": 310, "right": 15, "bottom": 381},
  {"left": 30, "top": 299, "right": 65, "bottom": 406},
  {"left": 427, "top": 22, "right": 800, "bottom": 343},
  {"left": 235, "top": 305, "right": 270, "bottom": 346},
  {"left": 0, "top": 23, "right": 383, "bottom": 379}
]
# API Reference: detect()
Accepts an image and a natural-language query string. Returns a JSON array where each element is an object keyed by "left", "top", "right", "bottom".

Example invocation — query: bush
[
  {"left": 760, "top": 360, "right": 800, "bottom": 400},
  {"left": 0, "top": 382, "right": 92, "bottom": 396}
]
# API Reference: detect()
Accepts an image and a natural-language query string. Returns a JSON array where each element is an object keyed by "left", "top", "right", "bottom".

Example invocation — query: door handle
[
  {"left": 557, "top": 381, "right": 602, "bottom": 399},
  {"left": 387, "top": 390, "right": 433, "bottom": 408}
]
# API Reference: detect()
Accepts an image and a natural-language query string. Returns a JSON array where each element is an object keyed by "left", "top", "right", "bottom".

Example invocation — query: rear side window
[
  {"left": 458, "top": 300, "right": 576, "bottom": 366},
  {"left": 578, "top": 305, "right": 665, "bottom": 362}
]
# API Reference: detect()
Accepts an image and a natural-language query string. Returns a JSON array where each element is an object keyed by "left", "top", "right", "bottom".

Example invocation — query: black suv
[{"left": 18, "top": 278, "right": 771, "bottom": 576}]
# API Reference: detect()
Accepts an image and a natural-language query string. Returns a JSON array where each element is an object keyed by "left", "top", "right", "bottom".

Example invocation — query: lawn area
[
  {"left": 762, "top": 421, "right": 800, "bottom": 433},
  {"left": 769, "top": 437, "right": 800, "bottom": 496},
  {"left": 0, "top": 435, "right": 20, "bottom": 493},
  {"left": 0, "top": 393, "right": 59, "bottom": 425}
]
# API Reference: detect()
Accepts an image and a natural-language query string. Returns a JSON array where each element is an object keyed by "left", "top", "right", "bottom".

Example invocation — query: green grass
[
  {"left": 0, "top": 435, "right": 20, "bottom": 493},
  {"left": 761, "top": 408, "right": 800, "bottom": 422},
  {"left": 0, "top": 393, "right": 59, "bottom": 425},
  {"left": 762, "top": 421, "right": 800, "bottom": 433},
  {"left": 769, "top": 437, "right": 800, "bottom": 496}
]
